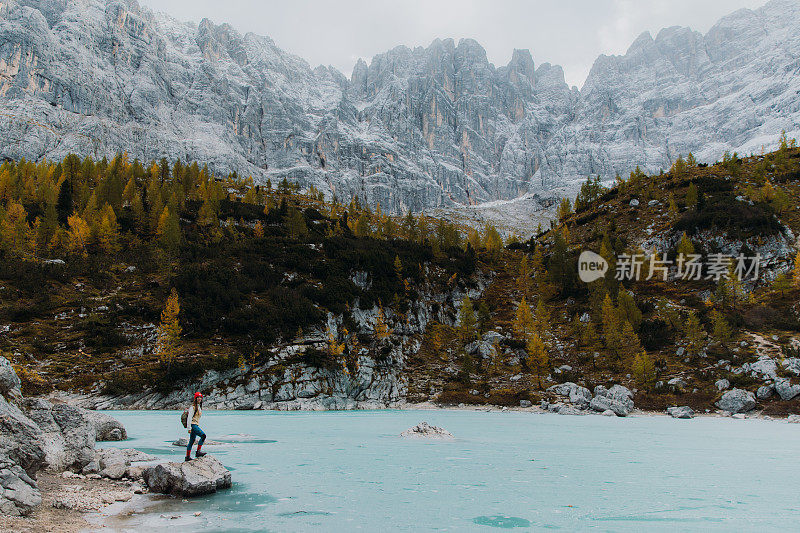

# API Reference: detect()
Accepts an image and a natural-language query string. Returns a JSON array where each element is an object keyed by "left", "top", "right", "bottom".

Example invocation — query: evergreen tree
[
  {"left": 685, "top": 183, "right": 698, "bottom": 209},
  {"left": 156, "top": 206, "right": 180, "bottom": 252},
  {"left": 96, "top": 204, "right": 120, "bottom": 254},
  {"left": 286, "top": 207, "right": 308, "bottom": 238},
  {"left": 632, "top": 352, "right": 656, "bottom": 390},
  {"left": 66, "top": 212, "right": 91, "bottom": 257},
  {"left": 512, "top": 297, "right": 536, "bottom": 340},
  {"left": 526, "top": 333, "right": 548, "bottom": 389},
  {"left": 458, "top": 296, "right": 478, "bottom": 344},
  {"left": 676, "top": 232, "right": 695, "bottom": 256},
  {"left": 616, "top": 288, "right": 642, "bottom": 329},
  {"left": 601, "top": 294, "right": 623, "bottom": 355},
  {"left": 711, "top": 310, "right": 732, "bottom": 344},
  {"left": 619, "top": 320, "right": 643, "bottom": 360},
  {"left": 556, "top": 197, "right": 572, "bottom": 222},
  {"left": 773, "top": 272, "right": 792, "bottom": 297},
  {"left": 534, "top": 299, "right": 550, "bottom": 335},
  {"left": 253, "top": 220, "right": 264, "bottom": 238},
  {"left": 157, "top": 288, "right": 182, "bottom": 367},
  {"left": 671, "top": 155, "right": 687, "bottom": 176},
  {"left": 477, "top": 301, "right": 491, "bottom": 333},
  {"left": 668, "top": 192, "right": 679, "bottom": 217},
  {"left": 685, "top": 311, "right": 704, "bottom": 354},
  {"left": 56, "top": 177, "right": 73, "bottom": 225},
  {"left": 1, "top": 201, "right": 30, "bottom": 254}
]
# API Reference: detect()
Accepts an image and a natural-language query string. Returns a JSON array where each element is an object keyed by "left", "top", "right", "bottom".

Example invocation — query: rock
[
  {"left": 629, "top": 199, "right": 640, "bottom": 207},
  {"left": 97, "top": 448, "right": 131, "bottom": 470},
  {"left": 82, "top": 410, "right": 127, "bottom": 441},
  {"left": 400, "top": 422, "right": 455, "bottom": 440},
  {"left": 756, "top": 384, "right": 774, "bottom": 400},
  {"left": 787, "top": 414, "right": 800, "bottom": 423},
  {"left": 667, "top": 377, "right": 687, "bottom": 391},
  {"left": 0, "top": 378, "right": 46, "bottom": 516},
  {"left": 47, "top": 404, "right": 97, "bottom": 471},
  {"left": 676, "top": 347, "right": 685, "bottom": 357},
  {"left": 601, "top": 409, "right": 616, "bottom": 416},
  {"left": 101, "top": 463, "right": 128, "bottom": 480},
  {"left": 716, "top": 389, "right": 756, "bottom": 414},
  {"left": 143, "top": 456, "right": 232, "bottom": 497},
  {"left": 555, "top": 405, "right": 584, "bottom": 416},
  {"left": 126, "top": 466, "right": 144, "bottom": 480},
  {"left": 745, "top": 358, "right": 778, "bottom": 380},
  {"left": 667, "top": 406, "right": 695, "bottom": 419},
  {"left": 0, "top": 357, "right": 21, "bottom": 397},
  {"left": 546, "top": 382, "right": 592, "bottom": 407},
  {"left": 715, "top": 379, "right": 730, "bottom": 391},
  {"left": 590, "top": 385, "right": 634, "bottom": 416},
  {"left": 774, "top": 378, "right": 800, "bottom": 401},
  {"left": 519, "top": 400, "right": 532, "bottom": 408},
  {"left": 481, "top": 331, "right": 504, "bottom": 345}
]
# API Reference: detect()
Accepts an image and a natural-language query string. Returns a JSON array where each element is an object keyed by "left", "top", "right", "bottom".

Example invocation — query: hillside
[
  {"left": 2, "top": 136, "right": 800, "bottom": 415},
  {"left": 1, "top": 0, "right": 800, "bottom": 213}
]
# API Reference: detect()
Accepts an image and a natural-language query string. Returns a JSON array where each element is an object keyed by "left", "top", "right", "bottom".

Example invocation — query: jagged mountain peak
[{"left": 0, "top": 0, "right": 798, "bottom": 214}]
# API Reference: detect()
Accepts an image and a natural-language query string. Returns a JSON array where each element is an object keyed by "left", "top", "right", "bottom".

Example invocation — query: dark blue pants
[{"left": 187, "top": 424, "right": 206, "bottom": 453}]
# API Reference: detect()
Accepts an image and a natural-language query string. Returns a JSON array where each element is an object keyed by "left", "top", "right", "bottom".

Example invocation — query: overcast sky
[{"left": 140, "top": 0, "right": 768, "bottom": 88}]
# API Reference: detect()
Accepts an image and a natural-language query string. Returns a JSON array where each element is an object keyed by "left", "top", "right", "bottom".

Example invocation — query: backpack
[{"left": 181, "top": 409, "right": 189, "bottom": 428}]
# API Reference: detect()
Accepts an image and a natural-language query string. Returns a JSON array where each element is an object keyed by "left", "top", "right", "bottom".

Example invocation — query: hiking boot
[
  {"left": 195, "top": 451, "right": 207, "bottom": 458},
  {"left": 184, "top": 456, "right": 192, "bottom": 462}
]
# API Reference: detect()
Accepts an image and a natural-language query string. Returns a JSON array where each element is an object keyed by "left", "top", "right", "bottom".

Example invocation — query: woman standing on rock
[{"left": 186, "top": 392, "right": 207, "bottom": 461}]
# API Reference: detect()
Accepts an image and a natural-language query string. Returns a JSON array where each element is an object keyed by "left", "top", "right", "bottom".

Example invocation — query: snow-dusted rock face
[{"left": 1, "top": 0, "right": 799, "bottom": 213}]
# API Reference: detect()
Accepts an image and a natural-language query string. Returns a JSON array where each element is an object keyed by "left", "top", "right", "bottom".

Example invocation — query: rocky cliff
[{"left": 0, "top": 0, "right": 799, "bottom": 213}]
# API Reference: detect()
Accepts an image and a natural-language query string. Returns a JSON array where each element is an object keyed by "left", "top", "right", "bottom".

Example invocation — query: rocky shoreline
[
  {"left": 0, "top": 356, "right": 233, "bottom": 530},
  {"left": 3, "top": 351, "right": 797, "bottom": 531}
]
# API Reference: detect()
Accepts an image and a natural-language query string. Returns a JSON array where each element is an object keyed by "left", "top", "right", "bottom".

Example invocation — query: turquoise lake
[{"left": 102, "top": 410, "right": 800, "bottom": 531}]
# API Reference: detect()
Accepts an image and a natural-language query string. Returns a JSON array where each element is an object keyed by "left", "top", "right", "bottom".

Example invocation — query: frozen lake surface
[{"left": 104, "top": 409, "right": 800, "bottom": 531}]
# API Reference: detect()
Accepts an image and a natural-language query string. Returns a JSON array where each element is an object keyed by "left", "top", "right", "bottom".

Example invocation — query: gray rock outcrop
[
  {"left": 0, "top": 356, "right": 131, "bottom": 516},
  {"left": 0, "top": 359, "right": 46, "bottom": 516},
  {"left": 774, "top": 378, "right": 800, "bottom": 401},
  {"left": 716, "top": 389, "right": 757, "bottom": 414},
  {"left": 547, "top": 382, "right": 592, "bottom": 408},
  {"left": 589, "top": 385, "right": 634, "bottom": 417},
  {"left": 83, "top": 410, "right": 127, "bottom": 441},
  {"left": 142, "top": 456, "right": 232, "bottom": 497}
]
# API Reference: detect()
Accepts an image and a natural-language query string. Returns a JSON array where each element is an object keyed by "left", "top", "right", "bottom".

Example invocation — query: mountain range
[{"left": 0, "top": 0, "right": 799, "bottom": 213}]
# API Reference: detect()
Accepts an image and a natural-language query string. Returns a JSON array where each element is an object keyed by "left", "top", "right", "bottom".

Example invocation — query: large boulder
[
  {"left": 82, "top": 410, "right": 127, "bottom": 441},
  {"left": 0, "top": 390, "right": 46, "bottom": 516},
  {"left": 716, "top": 389, "right": 756, "bottom": 414},
  {"left": 400, "top": 422, "right": 454, "bottom": 440},
  {"left": 590, "top": 385, "right": 634, "bottom": 417},
  {"left": 0, "top": 357, "right": 21, "bottom": 399},
  {"left": 547, "top": 382, "right": 592, "bottom": 407},
  {"left": 21, "top": 397, "right": 73, "bottom": 472},
  {"left": 142, "top": 456, "right": 232, "bottom": 497},
  {"left": 48, "top": 403, "right": 97, "bottom": 472},
  {"left": 666, "top": 406, "right": 695, "bottom": 419},
  {"left": 774, "top": 378, "right": 800, "bottom": 401}
]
